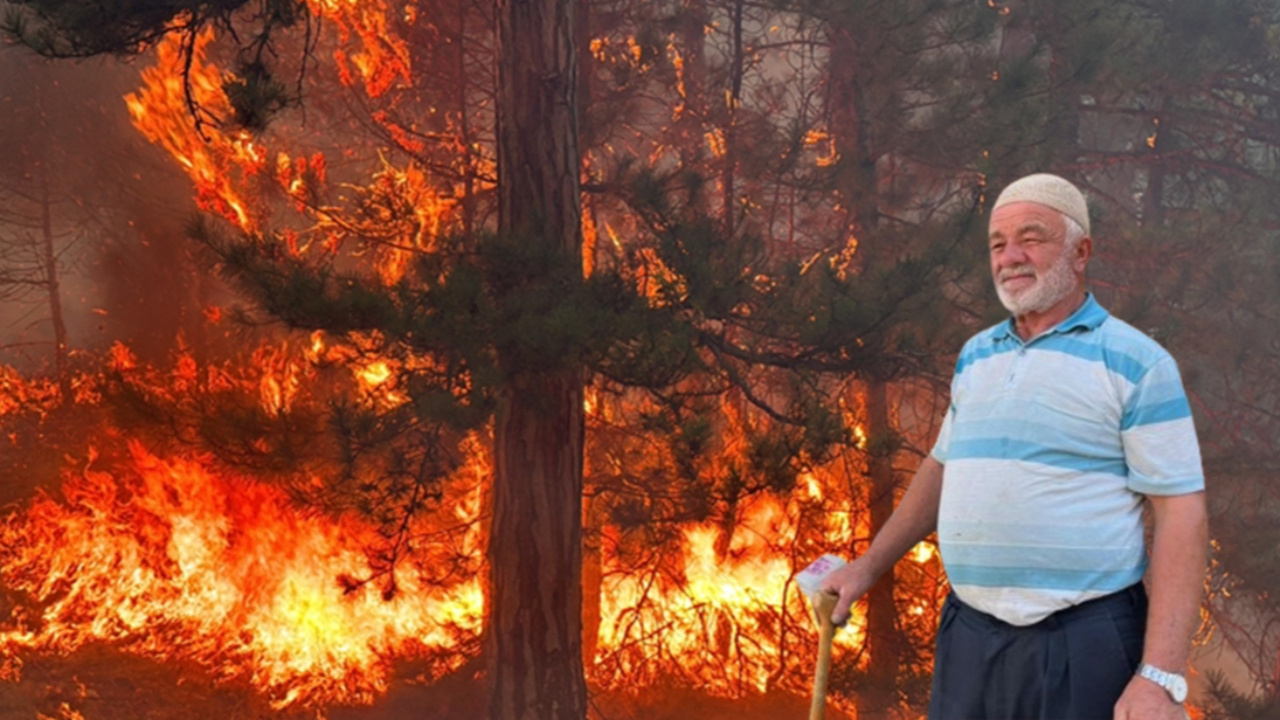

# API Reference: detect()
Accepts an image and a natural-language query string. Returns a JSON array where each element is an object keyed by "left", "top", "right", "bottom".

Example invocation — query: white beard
[{"left": 995, "top": 247, "right": 1077, "bottom": 317}]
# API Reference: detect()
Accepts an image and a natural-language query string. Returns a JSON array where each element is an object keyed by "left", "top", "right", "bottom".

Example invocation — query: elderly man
[{"left": 822, "top": 173, "right": 1208, "bottom": 720}]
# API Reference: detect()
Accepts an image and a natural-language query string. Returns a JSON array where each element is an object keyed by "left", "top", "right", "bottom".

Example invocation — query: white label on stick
[{"left": 796, "top": 553, "right": 846, "bottom": 600}]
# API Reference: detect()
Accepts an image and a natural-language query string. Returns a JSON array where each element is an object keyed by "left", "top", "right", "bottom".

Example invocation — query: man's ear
[{"left": 1075, "top": 236, "right": 1093, "bottom": 271}]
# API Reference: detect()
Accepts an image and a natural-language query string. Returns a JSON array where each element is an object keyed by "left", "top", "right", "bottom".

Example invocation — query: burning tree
[
  {"left": 9, "top": 0, "right": 1280, "bottom": 718},
  {"left": 485, "top": 0, "right": 590, "bottom": 715},
  {"left": 3, "top": 0, "right": 928, "bottom": 718},
  {"left": 2, "top": 1, "right": 974, "bottom": 716}
]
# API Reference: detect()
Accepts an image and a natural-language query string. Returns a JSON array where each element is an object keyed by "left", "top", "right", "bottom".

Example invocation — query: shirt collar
[{"left": 992, "top": 292, "right": 1109, "bottom": 342}]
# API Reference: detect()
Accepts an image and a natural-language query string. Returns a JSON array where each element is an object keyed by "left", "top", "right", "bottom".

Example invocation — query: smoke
[{"left": 0, "top": 46, "right": 202, "bottom": 372}]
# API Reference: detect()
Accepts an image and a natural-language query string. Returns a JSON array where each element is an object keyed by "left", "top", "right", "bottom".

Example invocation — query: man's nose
[{"left": 994, "top": 242, "right": 1027, "bottom": 266}]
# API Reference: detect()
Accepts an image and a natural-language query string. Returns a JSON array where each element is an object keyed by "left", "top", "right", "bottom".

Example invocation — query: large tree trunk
[
  {"left": 488, "top": 0, "right": 587, "bottom": 718},
  {"left": 489, "top": 374, "right": 586, "bottom": 720}
]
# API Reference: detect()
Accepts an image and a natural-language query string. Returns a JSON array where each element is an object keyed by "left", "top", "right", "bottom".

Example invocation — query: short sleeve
[
  {"left": 931, "top": 349, "right": 966, "bottom": 464},
  {"left": 1121, "top": 356, "right": 1204, "bottom": 496},
  {"left": 930, "top": 403, "right": 955, "bottom": 463}
]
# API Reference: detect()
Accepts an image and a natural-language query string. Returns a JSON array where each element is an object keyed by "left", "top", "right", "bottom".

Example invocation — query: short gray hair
[{"left": 1062, "top": 214, "right": 1087, "bottom": 250}]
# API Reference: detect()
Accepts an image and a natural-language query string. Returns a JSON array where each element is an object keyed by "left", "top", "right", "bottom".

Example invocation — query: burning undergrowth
[
  {"left": 0, "top": 441, "right": 483, "bottom": 708},
  {"left": 0, "top": 342, "right": 938, "bottom": 717}
]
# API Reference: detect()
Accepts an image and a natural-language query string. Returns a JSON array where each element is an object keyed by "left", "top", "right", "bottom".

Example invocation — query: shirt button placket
[{"left": 1007, "top": 345, "right": 1026, "bottom": 386}]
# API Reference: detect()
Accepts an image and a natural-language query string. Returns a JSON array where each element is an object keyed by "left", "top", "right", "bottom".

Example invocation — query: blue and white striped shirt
[{"left": 931, "top": 294, "right": 1204, "bottom": 625}]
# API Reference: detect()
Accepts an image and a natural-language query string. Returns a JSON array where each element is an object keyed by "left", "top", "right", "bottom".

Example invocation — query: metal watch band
[{"left": 1137, "top": 662, "right": 1188, "bottom": 703}]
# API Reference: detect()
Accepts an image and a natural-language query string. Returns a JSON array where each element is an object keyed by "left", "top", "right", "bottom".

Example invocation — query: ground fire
[{"left": 0, "top": 339, "right": 922, "bottom": 716}]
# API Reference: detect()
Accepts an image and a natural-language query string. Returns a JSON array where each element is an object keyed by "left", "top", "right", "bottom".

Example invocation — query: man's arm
[
  {"left": 1114, "top": 491, "right": 1209, "bottom": 720},
  {"left": 820, "top": 455, "right": 944, "bottom": 625}
]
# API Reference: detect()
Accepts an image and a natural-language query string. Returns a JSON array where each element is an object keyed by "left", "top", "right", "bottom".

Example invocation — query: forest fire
[
  {"left": 11, "top": 0, "right": 1276, "bottom": 717},
  {"left": 0, "top": 351, "right": 876, "bottom": 710},
  {"left": 0, "top": 13, "right": 902, "bottom": 709}
]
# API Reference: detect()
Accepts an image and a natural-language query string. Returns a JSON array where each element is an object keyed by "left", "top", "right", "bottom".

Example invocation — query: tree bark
[
  {"left": 862, "top": 379, "right": 902, "bottom": 720},
  {"left": 39, "top": 173, "right": 70, "bottom": 399},
  {"left": 488, "top": 0, "right": 587, "bottom": 718},
  {"left": 721, "top": 0, "right": 745, "bottom": 237},
  {"left": 1142, "top": 95, "right": 1170, "bottom": 226},
  {"left": 828, "top": 14, "right": 903, "bottom": 716},
  {"left": 676, "top": 0, "right": 709, "bottom": 210},
  {"left": 489, "top": 373, "right": 587, "bottom": 720}
]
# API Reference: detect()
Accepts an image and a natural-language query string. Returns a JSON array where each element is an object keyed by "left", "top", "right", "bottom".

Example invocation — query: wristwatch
[{"left": 1137, "top": 663, "right": 1188, "bottom": 703}]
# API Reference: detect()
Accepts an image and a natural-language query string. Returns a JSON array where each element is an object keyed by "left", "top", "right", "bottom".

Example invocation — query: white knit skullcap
[{"left": 992, "top": 173, "right": 1090, "bottom": 236}]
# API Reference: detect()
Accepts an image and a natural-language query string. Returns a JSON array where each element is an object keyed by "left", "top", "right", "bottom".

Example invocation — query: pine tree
[{"left": 485, "top": 0, "right": 589, "bottom": 716}]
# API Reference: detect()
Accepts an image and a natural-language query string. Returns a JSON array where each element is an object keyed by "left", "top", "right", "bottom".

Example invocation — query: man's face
[{"left": 988, "top": 201, "right": 1085, "bottom": 316}]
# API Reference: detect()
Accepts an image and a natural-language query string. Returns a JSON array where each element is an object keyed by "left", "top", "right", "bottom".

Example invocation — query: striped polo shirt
[{"left": 931, "top": 294, "right": 1204, "bottom": 625}]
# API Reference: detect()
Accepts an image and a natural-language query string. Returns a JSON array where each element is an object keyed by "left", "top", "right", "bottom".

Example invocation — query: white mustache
[{"left": 999, "top": 266, "right": 1037, "bottom": 283}]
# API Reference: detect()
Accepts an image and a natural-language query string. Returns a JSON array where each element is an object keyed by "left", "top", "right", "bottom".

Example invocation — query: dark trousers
[{"left": 927, "top": 584, "right": 1147, "bottom": 720}]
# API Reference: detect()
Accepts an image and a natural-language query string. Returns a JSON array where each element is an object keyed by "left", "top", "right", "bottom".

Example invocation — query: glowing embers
[
  {"left": 0, "top": 442, "right": 483, "bottom": 708},
  {"left": 0, "top": 365, "right": 62, "bottom": 418}
]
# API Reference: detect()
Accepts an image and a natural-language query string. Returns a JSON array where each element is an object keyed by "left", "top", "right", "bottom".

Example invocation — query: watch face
[{"left": 1170, "top": 675, "right": 1188, "bottom": 703}]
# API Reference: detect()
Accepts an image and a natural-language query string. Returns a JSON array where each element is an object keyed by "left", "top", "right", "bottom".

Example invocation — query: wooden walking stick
[
  {"left": 808, "top": 589, "right": 839, "bottom": 720},
  {"left": 796, "top": 554, "right": 846, "bottom": 720}
]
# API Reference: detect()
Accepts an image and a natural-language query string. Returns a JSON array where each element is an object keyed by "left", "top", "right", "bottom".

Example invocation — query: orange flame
[
  {"left": 11, "top": 0, "right": 947, "bottom": 703},
  {"left": 306, "top": 0, "right": 412, "bottom": 97},
  {"left": 0, "top": 441, "right": 483, "bottom": 708},
  {"left": 126, "top": 31, "right": 264, "bottom": 232},
  {"left": 592, "top": 496, "right": 868, "bottom": 700},
  {"left": 257, "top": 344, "right": 305, "bottom": 416},
  {"left": 0, "top": 365, "right": 62, "bottom": 419}
]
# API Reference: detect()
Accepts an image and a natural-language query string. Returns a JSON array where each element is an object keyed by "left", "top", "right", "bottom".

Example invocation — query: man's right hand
[{"left": 819, "top": 558, "right": 877, "bottom": 626}]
